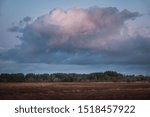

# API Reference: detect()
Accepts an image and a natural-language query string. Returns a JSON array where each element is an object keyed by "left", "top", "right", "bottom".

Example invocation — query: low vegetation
[{"left": 0, "top": 82, "right": 150, "bottom": 99}]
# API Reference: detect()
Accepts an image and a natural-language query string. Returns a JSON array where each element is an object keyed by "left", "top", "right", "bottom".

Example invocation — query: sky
[{"left": 0, "top": 0, "right": 150, "bottom": 75}]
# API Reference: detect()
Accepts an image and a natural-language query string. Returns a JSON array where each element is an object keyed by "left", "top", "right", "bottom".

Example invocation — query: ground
[{"left": 0, "top": 82, "right": 150, "bottom": 100}]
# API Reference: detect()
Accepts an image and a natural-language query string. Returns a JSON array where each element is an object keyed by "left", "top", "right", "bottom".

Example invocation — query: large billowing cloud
[{"left": 1, "top": 6, "right": 150, "bottom": 72}]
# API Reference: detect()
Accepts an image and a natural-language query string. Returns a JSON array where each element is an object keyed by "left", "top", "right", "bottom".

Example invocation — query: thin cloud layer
[{"left": 1, "top": 6, "right": 150, "bottom": 68}]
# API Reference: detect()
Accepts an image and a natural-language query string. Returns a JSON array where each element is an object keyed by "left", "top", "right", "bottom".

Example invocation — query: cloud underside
[{"left": 1, "top": 6, "right": 150, "bottom": 67}]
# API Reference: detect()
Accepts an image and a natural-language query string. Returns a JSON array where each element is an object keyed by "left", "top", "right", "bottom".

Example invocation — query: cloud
[
  {"left": 8, "top": 26, "right": 21, "bottom": 32},
  {"left": 2, "top": 6, "right": 150, "bottom": 70},
  {"left": 19, "top": 16, "right": 32, "bottom": 26},
  {"left": 8, "top": 16, "right": 32, "bottom": 32},
  {"left": 23, "top": 16, "right": 32, "bottom": 22}
]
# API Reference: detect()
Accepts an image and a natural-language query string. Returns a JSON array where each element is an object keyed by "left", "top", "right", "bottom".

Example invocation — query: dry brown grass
[{"left": 0, "top": 82, "right": 150, "bottom": 100}]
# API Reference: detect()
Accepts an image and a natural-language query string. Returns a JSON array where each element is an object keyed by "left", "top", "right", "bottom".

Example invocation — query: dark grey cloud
[
  {"left": 8, "top": 16, "right": 32, "bottom": 32},
  {"left": 22, "top": 16, "right": 32, "bottom": 22},
  {"left": 19, "top": 16, "right": 32, "bottom": 26},
  {"left": 102, "top": 35, "right": 150, "bottom": 65},
  {"left": 1, "top": 6, "right": 150, "bottom": 73},
  {"left": 8, "top": 26, "right": 21, "bottom": 32}
]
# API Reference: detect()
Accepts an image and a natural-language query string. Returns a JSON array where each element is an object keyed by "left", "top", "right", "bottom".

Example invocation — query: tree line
[{"left": 0, "top": 71, "right": 150, "bottom": 82}]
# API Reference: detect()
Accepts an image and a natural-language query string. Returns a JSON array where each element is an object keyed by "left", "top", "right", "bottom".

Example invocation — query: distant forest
[{"left": 0, "top": 71, "right": 150, "bottom": 82}]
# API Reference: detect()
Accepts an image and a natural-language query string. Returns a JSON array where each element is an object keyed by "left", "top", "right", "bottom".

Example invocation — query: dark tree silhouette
[{"left": 0, "top": 71, "right": 150, "bottom": 82}]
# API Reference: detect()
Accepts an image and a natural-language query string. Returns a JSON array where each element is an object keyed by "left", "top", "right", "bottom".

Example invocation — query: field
[{"left": 0, "top": 82, "right": 150, "bottom": 100}]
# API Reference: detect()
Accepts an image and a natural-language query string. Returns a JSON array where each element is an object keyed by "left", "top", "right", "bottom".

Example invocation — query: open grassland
[{"left": 0, "top": 82, "right": 150, "bottom": 100}]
